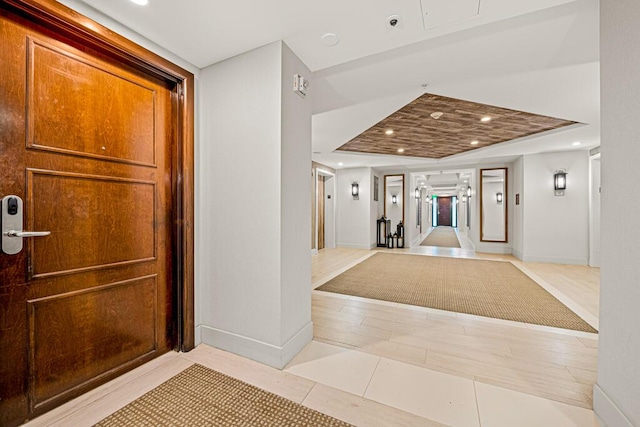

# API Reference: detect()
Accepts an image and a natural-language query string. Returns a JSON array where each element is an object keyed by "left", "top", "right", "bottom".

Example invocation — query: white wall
[
  {"left": 521, "top": 151, "right": 589, "bottom": 265},
  {"left": 336, "top": 168, "right": 373, "bottom": 249},
  {"left": 596, "top": 2, "right": 640, "bottom": 426},
  {"left": 198, "top": 41, "right": 311, "bottom": 369},
  {"left": 589, "top": 156, "right": 601, "bottom": 267},
  {"left": 512, "top": 156, "right": 525, "bottom": 260},
  {"left": 324, "top": 175, "right": 336, "bottom": 249},
  {"left": 279, "top": 43, "right": 313, "bottom": 355}
]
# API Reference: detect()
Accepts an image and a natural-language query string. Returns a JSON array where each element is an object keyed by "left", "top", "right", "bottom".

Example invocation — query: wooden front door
[
  {"left": 438, "top": 197, "right": 452, "bottom": 226},
  {"left": 0, "top": 4, "right": 185, "bottom": 425}
]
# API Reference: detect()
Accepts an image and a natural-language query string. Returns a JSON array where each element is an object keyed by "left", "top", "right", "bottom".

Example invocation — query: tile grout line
[
  {"left": 299, "top": 382, "right": 318, "bottom": 406},
  {"left": 472, "top": 380, "right": 483, "bottom": 427},
  {"left": 362, "top": 356, "right": 383, "bottom": 398}
]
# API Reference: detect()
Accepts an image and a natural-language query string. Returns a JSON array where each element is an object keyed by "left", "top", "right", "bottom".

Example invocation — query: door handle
[
  {"left": 1, "top": 195, "right": 51, "bottom": 255},
  {"left": 4, "top": 230, "right": 51, "bottom": 238}
]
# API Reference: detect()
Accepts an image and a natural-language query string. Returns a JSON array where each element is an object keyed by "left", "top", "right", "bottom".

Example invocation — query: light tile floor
[
  {"left": 285, "top": 340, "right": 597, "bottom": 427},
  {"left": 23, "top": 342, "right": 598, "bottom": 427},
  {"left": 23, "top": 246, "right": 600, "bottom": 426},
  {"left": 311, "top": 247, "right": 600, "bottom": 409}
]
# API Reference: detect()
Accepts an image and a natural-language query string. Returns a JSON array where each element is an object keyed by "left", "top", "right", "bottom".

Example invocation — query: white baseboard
[
  {"left": 594, "top": 384, "right": 635, "bottom": 427},
  {"left": 195, "top": 324, "right": 202, "bottom": 346},
  {"left": 200, "top": 322, "right": 313, "bottom": 369},
  {"left": 512, "top": 249, "right": 524, "bottom": 260},
  {"left": 474, "top": 243, "right": 513, "bottom": 254},
  {"left": 311, "top": 248, "right": 318, "bottom": 256},
  {"left": 521, "top": 254, "right": 588, "bottom": 265},
  {"left": 337, "top": 242, "right": 374, "bottom": 250}
]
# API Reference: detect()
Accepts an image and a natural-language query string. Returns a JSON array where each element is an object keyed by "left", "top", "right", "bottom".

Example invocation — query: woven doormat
[
  {"left": 94, "top": 364, "right": 352, "bottom": 426},
  {"left": 317, "top": 253, "right": 597, "bottom": 333},
  {"left": 420, "top": 227, "right": 461, "bottom": 248}
]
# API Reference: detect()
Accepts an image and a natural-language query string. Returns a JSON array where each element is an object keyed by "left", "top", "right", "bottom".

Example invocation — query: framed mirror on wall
[
  {"left": 384, "top": 174, "right": 404, "bottom": 231},
  {"left": 480, "top": 168, "right": 508, "bottom": 242}
]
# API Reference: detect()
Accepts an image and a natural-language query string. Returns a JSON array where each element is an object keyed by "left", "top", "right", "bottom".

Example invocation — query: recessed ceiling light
[
  {"left": 572, "top": 141, "right": 582, "bottom": 146},
  {"left": 397, "top": 148, "right": 405, "bottom": 153},
  {"left": 480, "top": 116, "right": 492, "bottom": 122},
  {"left": 321, "top": 33, "right": 340, "bottom": 47},
  {"left": 385, "top": 129, "right": 394, "bottom": 135},
  {"left": 130, "top": 0, "right": 148, "bottom": 5},
  {"left": 470, "top": 140, "right": 479, "bottom": 145},
  {"left": 338, "top": 162, "right": 343, "bottom": 166}
]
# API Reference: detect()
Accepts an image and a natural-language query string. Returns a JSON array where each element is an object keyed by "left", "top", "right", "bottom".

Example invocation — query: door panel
[
  {"left": 0, "top": 8, "right": 174, "bottom": 425},
  {"left": 28, "top": 275, "right": 157, "bottom": 409},
  {"left": 27, "top": 37, "right": 157, "bottom": 166},
  {"left": 27, "top": 170, "right": 156, "bottom": 277},
  {"left": 439, "top": 197, "right": 452, "bottom": 226}
]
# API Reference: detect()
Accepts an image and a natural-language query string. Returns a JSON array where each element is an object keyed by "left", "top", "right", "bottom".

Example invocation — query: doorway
[
  {"left": 316, "top": 170, "right": 336, "bottom": 251},
  {"left": 439, "top": 197, "right": 453, "bottom": 226},
  {"left": 0, "top": 2, "right": 194, "bottom": 425}
]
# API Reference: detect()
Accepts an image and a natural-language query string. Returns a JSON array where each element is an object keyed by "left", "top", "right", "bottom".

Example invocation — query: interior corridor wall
[
  {"left": 596, "top": 1, "right": 640, "bottom": 425},
  {"left": 589, "top": 156, "right": 601, "bottom": 267},
  {"left": 521, "top": 151, "right": 589, "bottom": 265},
  {"left": 512, "top": 157, "right": 525, "bottom": 260},
  {"left": 198, "top": 41, "right": 312, "bottom": 369},
  {"left": 324, "top": 176, "right": 336, "bottom": 249},
  {"left": 336, "top": 168, "right": 373, "bottom": 249}
]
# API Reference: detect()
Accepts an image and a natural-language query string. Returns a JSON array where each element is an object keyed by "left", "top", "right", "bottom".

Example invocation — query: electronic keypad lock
[{"left": 1, "top": 195, "right": 50, "bottom": 255}]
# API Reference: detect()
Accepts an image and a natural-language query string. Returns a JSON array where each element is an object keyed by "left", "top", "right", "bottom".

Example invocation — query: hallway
[
  {"left": 311, "top": 247, "right": 599, "bottom": 410},
  {"left": 22, "top": 247, "right": 599, "bottom": 426}
]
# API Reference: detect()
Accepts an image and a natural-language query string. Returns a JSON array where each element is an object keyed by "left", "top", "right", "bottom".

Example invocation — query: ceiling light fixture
[
  {"left": 481, "top": 116, "right": 492, "bottom": 122},
  {"left": 130, "top": 0, "right": 148, "bottom": 5},
  {"left": 397, "top": 148, "right": 405, "bottom": 153},
  {"left": 338, "top": 162, "right": 343, "bottom": 166},
  {"left": 430, "top": 112, "right": 443, "bottom": 120},
  {"left": 470, "top": 140, "right": 479, "bottom": 145},
  {"left": 385, "top": 129, "right": 394, "bottom": 135},
  {"left": 572, "top": 141, "right": 582, "bottom": 146}
]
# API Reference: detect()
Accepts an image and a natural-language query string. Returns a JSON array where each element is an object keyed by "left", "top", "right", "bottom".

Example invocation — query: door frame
[
  {"left": 437, "top": 196, "right": 453, "bottom": 227},
  {"left": 315, "top": 169, "right": 336, "bottom": 251},
  {"left": 1, "top": 0, "right": 195, "bottom": 351}
]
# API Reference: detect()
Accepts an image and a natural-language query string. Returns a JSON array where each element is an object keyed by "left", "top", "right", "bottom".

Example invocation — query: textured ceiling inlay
[{"left": 336, "top": 93, "right": 579, "bottom": 159}]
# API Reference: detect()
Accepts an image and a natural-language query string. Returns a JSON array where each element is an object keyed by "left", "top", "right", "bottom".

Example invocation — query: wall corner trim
[
  {"left": 200, "top": 322, "right": 313, "bottom": 369},
  {"left": 593, "top": 384, "right": 635, "bottom": 427}
]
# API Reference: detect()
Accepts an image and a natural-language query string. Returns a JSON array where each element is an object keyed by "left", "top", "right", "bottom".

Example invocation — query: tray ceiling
[{"left": 335, "top": 93, "right": 579, "bottom": 159}]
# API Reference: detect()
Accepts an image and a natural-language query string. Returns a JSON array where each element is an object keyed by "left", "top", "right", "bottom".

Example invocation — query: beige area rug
[
  {"left": 317, "top": 253, "right": 597, "bottom": 333},
  {"left": 420, "top": 227, "right": 461, "bottom": 248},
  {"left": 94, "top": 364, "right": 352, "bottom": 427}
]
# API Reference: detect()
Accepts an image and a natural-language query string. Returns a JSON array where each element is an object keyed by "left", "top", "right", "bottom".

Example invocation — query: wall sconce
[
  {"left": 554, "top": 169, "right": 567, "bottom": 196},
  {"left": 467, "top": 186, "right": 472, "bottom": 198},
  {"left": 415, "top": 187, "right": 420, "bottom": 199},
  {"left": 462, "top": 195, "right": 467, "bottom": 203},
  {"left": 496, "top": 192, "right": 503, "bottom": 203},
  {"left": 351, "top": 182, "right": 359, "bottom": 200},
  {"left": 392, "top": 195, "right": 397, "bottom": 204}
]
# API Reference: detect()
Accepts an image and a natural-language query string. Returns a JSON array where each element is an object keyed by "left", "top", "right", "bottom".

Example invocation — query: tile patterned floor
[{"left": 22, "top": 245, "right": 600, "bottom": 426}]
